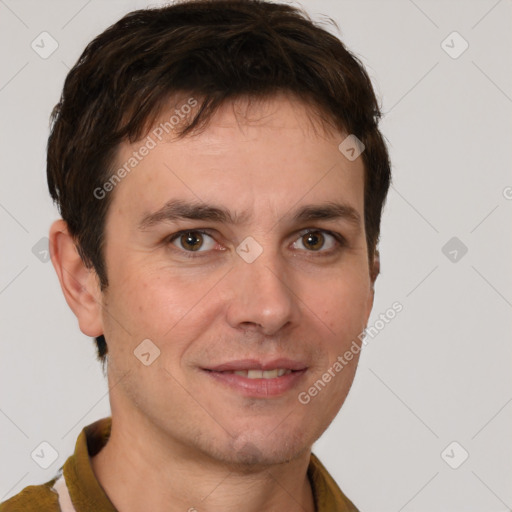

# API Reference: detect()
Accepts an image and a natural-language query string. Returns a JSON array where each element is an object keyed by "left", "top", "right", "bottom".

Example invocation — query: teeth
[{"left": 229, "top": 369, "right": 292, "bottom": 379}]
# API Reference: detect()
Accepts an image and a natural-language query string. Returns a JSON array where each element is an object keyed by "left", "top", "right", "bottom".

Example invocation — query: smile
[
  {"left": 221, "top": 368, "right": 292, "bottom": 378},
  {"left": 202, "top": 360, "right": 308, "bottom": 398}
]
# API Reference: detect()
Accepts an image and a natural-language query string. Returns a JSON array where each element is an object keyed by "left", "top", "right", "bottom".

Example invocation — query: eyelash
[{"left": 166, "top": 228, "right": 347, "bottom": 259}]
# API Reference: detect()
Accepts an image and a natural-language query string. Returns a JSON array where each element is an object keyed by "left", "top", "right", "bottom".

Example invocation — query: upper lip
[{"left": 205, "top": 358, "right": 308, "bottom": 372}]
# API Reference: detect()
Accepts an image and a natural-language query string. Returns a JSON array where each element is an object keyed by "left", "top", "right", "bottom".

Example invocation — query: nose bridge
[{"left": 225, "top": 241, "right": 298, "bottom": 335}]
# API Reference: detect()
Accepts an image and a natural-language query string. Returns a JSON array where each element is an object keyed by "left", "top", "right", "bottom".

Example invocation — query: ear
[
  {"left": 370, "top": 249, "right": 380, "bottom": 288},
  {"left": 365, "top": 249, "right": 380, "bottom": 320},
  {"left": 49, "top": 219, "right": 104, "bottom": 337}
]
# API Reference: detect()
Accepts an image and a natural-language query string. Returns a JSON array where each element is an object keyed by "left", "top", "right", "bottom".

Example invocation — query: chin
[{"left": 215, "top": 426, "right": 313, "bottom": 470}]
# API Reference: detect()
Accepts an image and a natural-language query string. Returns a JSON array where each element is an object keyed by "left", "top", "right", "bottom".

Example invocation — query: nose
[{"left": 224, "top": 249, "right": 299, "bottom": 336}]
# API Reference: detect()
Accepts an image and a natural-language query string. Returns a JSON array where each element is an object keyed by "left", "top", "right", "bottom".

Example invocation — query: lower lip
[{"left": 202, "top": 369, "right": 308, "bottom": 398}]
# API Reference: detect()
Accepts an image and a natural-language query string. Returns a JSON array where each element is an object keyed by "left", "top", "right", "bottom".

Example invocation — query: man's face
[{"left": 97, "top": 94, "right": 375, "bottom": 466}]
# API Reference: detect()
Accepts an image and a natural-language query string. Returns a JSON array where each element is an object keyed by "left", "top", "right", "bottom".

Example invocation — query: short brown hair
[{"left": 47, "top": 0, "right": 391, "bottom": 365}]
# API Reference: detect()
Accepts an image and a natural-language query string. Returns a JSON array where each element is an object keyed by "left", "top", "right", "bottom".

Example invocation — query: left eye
[
  {"left": 169, "top": 230, "right": 217, "bottom": 252},
  {"left": 292, "top": 230, "right": 338, "bottom": 252}
]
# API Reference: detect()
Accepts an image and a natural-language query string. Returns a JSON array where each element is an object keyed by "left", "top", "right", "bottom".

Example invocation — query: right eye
[{"left": 167, "top": 230, "right": 219, "bottom": 256}]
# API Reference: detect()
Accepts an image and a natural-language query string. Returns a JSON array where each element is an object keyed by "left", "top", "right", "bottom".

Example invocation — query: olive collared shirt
[{"left": 0, "top": 417, "right": 359, "bottom": 511}]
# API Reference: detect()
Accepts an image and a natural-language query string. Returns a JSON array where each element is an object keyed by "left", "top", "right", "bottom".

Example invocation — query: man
[{"left": 1, "top": 0, "right": 390, "bottom": 510}]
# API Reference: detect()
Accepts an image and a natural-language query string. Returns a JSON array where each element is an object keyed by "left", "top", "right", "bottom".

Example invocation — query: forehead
[{"left": 107, "top": 94, "right": 365, "bottom": 227}]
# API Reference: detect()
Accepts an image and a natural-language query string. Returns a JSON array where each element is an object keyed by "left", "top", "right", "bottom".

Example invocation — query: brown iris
[
  {"left": 302, "top": 231, "right": 324, "bottom": 251},
  {"left": 180, "top": 231, "right": 204, "bottom": 251}
]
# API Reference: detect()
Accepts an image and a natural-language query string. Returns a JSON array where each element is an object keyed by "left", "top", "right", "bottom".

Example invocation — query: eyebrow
[{"left": 138, "top": 199, "right": 361, "bottom": 231}]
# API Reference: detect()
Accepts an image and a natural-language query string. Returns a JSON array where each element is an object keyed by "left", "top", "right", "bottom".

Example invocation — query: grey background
[{"left": 1, "top": 0, "right": 511, "bottom": 510}]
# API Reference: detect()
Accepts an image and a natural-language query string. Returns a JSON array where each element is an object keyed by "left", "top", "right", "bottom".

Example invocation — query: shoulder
[
  {"left": 0, "top": 477, "right": 60, "bottom": 512},
  {"left": 309, "top": 453, "right": 360, "bottom": 512}
]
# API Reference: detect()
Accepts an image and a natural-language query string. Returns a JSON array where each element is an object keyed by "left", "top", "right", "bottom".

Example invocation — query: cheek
[
  {"left": 311, "top": 270, "right": 371, "bottom": 341},
  {"left": 106, "top": 269, "right": 223, "bottom": 352}
]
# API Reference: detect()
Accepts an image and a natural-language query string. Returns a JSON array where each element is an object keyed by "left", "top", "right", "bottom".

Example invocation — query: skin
[{"left": 49, "top": 92, "right": 378, "bottom": 512}]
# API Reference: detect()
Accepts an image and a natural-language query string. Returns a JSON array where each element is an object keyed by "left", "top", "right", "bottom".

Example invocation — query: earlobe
[{"left": 49, "top": 219, "right": 104, "bottom": 337}]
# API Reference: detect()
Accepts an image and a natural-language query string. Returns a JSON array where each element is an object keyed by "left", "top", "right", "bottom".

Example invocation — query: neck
[{"left": 90, "top": 417, "right": 316, "bottom": 512}]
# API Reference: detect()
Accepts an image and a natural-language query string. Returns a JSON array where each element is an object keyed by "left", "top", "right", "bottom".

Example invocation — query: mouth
[
  {"left": 215, "top": 368, "right": 294, "bottom": 379},
  {"left": 201, "top": 359, "right": 308, "bottom": 397}
]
